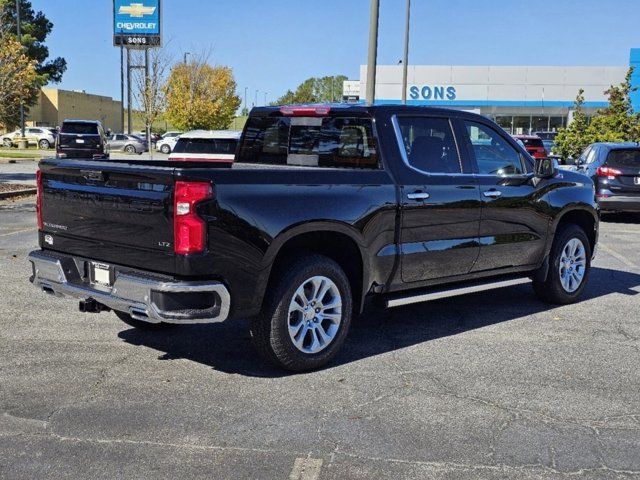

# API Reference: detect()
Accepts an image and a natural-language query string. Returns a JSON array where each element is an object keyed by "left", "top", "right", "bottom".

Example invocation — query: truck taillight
[
  {"left": 36, "top": 170, "right": 43, "bottom": 230},
  {"left": 173, "top": 181, "right": 213, "bottom": 255},
  {"left": 596, "top": 166, "right": 622, "bottom": 178},
  {"left": 279, "top": 106, "right": 331, "bottom": 116}
]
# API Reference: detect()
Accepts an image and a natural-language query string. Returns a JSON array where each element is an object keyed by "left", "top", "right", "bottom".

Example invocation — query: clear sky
[{"left": 32, "top": 0, "right": 640, "bottom": 106}]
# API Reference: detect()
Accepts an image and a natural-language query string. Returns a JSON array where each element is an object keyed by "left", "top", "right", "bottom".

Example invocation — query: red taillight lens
[
  {"left": 173, "top": 181, "right": 213, "bottom": 255},
  {"left": 596, "top": 166, "right": 622, "bottom": 178},
  {"left": 36, "top": 170, "right": 43, "bottom": 230}
]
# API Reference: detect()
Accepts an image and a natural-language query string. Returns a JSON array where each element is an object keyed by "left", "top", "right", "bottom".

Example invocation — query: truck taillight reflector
[
  {"left": 174, "top": 181, "right": 213, "bottom": 255},
  {"left": 36, "top": 170, "right": 43, "bottom": 230}
]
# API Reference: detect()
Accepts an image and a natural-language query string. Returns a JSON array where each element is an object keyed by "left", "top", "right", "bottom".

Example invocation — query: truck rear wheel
[
  {"left": 250, "top": 254, "right": 353, "bottom": 372},
  {"left": 114, "top": 310, "right": 172, "bottom": 330},
  {"left": 533, "top": 224, "right": 591, "bottom": 304}
]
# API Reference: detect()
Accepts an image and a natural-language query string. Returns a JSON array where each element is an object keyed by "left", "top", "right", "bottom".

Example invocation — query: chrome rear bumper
[{"left": 28, "top": 250, "right": 230, "bottom": 324}]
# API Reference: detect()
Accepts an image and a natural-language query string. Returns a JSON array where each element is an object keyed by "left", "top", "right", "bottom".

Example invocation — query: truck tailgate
[{"left": 40, "top": 159, "right": 175, "bottom": 260}]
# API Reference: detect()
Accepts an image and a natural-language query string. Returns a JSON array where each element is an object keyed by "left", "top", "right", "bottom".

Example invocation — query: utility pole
[
  {"left": 244, "top": 87, "right": 248, "bottom": 113},
  {"left": 365, "top": 0, "right": 380, "bottom": 106},
  {"left": 16, "top": 0, "right": 25, "bottom": 137},
  {"left": 401, "top": 0, "right": 411, "bottom": 104}
]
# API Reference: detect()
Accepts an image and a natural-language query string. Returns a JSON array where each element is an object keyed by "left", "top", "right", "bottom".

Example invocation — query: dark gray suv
[{"left": 576, "top": 142, "right": 640, "bottom": 213}]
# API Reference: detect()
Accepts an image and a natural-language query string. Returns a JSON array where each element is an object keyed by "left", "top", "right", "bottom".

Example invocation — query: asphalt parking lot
[{"left": 1, "top": 163, "right": 639, "bottom": 479}]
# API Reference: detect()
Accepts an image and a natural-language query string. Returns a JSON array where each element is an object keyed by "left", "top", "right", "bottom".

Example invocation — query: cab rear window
[
  {"left": 237, "top": 116, "right": 379, "bottom": 169},
  {"left": 521, "top": 138, "right": 544, "bottom": 148},
  {"left": 607, "top": 149, "right": 640, "bottom": 167}
]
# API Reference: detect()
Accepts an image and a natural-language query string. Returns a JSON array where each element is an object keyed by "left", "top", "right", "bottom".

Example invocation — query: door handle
[
  {"left": 407, "top": 192, "right": 430, "bottom": 200},
  {"left": 483, "top": 190, "right": 502, "bottom": 198}
]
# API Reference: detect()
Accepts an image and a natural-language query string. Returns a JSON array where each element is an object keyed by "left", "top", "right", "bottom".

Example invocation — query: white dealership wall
[{"left": 357, "top": 64, "right": 628, "bottom": 132}]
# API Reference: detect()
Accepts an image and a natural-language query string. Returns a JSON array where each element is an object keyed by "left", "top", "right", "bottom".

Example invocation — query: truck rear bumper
[{"left": 28, "top": 250, "right": 230, "bottom": 324}]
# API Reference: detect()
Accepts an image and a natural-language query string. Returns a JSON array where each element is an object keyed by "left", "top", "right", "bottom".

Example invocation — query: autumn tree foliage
[
  {"left": 0, "top": 36, "right": 37, "bottom": 129},
  {"left": 164, "top": 59, "right": 241, "bottom": 131}
]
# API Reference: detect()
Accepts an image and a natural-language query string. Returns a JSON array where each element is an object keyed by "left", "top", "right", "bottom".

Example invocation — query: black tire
[
  {"left": 160, "top": 144, "right": 171, "bottom": 154},
  {"left": 124, "top": 145, "right": 136, "bottom": 154},
  {"left": 38, "top": 139, "right": 50, "bottom": 149},
  {"left": 533, "top": 224, "right": 591, "bottom": 304},
  {"left": 250, "top": 254, "right": 353, "bottom": 372},
  {"left": 114, "top": 310, "right": 173, "bottom": 330}
]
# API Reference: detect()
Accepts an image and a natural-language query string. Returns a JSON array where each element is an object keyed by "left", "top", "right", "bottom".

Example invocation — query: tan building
[{"left": 27, "top": 88, "right": 123, "bottom": 132}]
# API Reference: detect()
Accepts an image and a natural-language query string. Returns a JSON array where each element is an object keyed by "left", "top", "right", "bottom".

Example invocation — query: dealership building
[{"left": 348, "top": 49, "right": 640, "bottom": 134}]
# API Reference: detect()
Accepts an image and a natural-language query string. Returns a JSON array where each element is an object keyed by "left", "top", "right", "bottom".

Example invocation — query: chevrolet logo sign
[{"left": 118, "top": 3, "right": 156, "bottom": 18}]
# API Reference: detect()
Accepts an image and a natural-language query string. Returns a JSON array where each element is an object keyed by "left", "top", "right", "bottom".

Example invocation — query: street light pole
[
  {"left": 244, "top": 87, "right": 248, "bottom": 112},
  {"left": 264, "top": 91, "right": 268, "bottom": 106},
  {"left": 255, "top": 89, "right": 259, "bottom": 107},
  {"left": 365, "top": 0, "right": 380, "bottom": 106},
  {"left": 401, "top": 0, "right": 411, "bottom": 104},
  {"left": 16, "top": 0, "right": 25, "bottom": 137},
  {"left": 183, "top": 52, "right": 190, "bottom": 64}
]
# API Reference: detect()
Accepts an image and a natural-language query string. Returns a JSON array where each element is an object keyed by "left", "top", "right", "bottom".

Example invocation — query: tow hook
[{"left": 79, "top": 298, "right": 111, "bottom": 313}]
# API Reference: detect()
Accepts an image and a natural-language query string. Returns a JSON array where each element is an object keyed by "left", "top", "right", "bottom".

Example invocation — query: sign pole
[
  {"left": 126, "top": 48, "right": 132, "bottom": 134},
  {"left": 16, "top": 0, "right": 25, "bottom": 137},
  {"left": 120, "top": 38, "right": 124, "bottom": 132}
]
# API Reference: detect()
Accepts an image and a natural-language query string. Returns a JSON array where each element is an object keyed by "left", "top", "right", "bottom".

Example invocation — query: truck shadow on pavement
[{"left": 117, "top": 266, "right": 640, "bottom": 377}]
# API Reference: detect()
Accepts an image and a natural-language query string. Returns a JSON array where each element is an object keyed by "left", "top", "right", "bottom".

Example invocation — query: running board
[{"left": 385, "top": 277, "right": 531, "bottom": 308}]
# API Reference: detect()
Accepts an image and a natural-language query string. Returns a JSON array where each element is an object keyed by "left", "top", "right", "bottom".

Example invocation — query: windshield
[
  {"left": 60, "top": 122, "right": 99, "bottom": 135},
  {"left": 172, "top": 137, "right": 238, "bottom": 155},
  {"left": 237, "top": 115, "right": 379, "bottom": 169}
]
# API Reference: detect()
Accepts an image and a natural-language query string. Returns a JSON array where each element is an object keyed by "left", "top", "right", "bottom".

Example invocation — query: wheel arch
[
  {"left": 551, "top": 206, "right": 598, "bottom": 255},
  {"left": 262, "top": 222, "right": 370, "bottom": 314}
]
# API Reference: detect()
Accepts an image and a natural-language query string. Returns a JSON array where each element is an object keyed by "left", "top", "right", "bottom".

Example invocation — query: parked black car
[
  {"left": 30, "top": 105, "right": 598, "bottom": 371},
  {"left": 56, "top": 120, "right": 109, "bottom": 159},
  {"left": 576, "top": 142, "right": 640, "bottom": 213}
]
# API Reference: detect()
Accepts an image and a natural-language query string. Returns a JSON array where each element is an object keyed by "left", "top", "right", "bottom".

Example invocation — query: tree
[
  {"left": 0, "top": 0, "right": 66, "bottom": 84},
  {"left": 585, "top": 68, "right": 640, "bottom": 143},
  {"left": 554, "top": 89, "right": 590, "bottom": 160},
  {"left": 164, "top": 56, "right": 241, "bottom": 131},
  {"left": 0, "top": 36, "right": 38, "bottom": 129},
  {"left": 273, "top": 75, "right": 348, "bottom": 105},
  {"left": 130, "top": 47, "right": 173, "bottom": 139}
]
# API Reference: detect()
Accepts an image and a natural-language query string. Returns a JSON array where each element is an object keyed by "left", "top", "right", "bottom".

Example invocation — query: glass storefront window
[
  {"left": 549, "top": 116, "right": 565, "bottom": 131},
  {"left": 513, "top": 116, "right": 531, "bottom": 135},
  {"left": 532, "top": 116, "right": 549, "bottom": 132},
  {"left": 494, "top": 116, "right": 513, "bottom": 134}
]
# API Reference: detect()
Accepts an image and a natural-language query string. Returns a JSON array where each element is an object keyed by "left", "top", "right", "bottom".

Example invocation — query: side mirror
[{"left": 534, "top": 157, "right": 557, "bottom": 179}]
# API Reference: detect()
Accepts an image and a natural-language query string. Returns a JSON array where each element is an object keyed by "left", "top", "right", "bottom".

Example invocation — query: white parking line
[
  {"left": 289, "top": 457, "right": 323, "bottom": 480},
  {"left": 599, "top": 243, "right": 639, "bottom": 270},
  {"left": 0, "top": 227, "right": 36, "bottom": 237}
]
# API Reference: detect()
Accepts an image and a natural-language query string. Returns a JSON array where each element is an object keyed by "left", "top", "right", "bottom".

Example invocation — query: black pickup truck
[{"left": 29, "top": 105, "right": 599, "bottom": 371}]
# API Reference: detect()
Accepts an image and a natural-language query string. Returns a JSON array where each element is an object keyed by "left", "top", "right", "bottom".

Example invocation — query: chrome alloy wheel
[
  {"left": 287, "top": 276, "right": 342, "bottom": 354},
  {"left": 559, "top": 238, "right": 587, "bottom": 293}
]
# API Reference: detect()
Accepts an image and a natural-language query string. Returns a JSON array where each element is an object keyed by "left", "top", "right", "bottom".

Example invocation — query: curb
[{"left": 0, "top": 188, "right": 37, "bottom": 200}]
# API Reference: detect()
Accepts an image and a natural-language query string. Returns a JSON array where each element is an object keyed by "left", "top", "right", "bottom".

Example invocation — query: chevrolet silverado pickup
[{"left": 29, "top": 105, "right": 599, "bottom": 371}]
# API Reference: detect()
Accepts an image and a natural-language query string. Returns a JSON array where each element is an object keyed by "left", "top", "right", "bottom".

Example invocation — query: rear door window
[
  {"left": 394, "top": 116, "right": 461, "bottom": 174},
  {"left": 61, "top": 122, "right": 99, "bottom": 135},
  {"left": 237, "top": 116, "right": 379, "bottom": 169}
]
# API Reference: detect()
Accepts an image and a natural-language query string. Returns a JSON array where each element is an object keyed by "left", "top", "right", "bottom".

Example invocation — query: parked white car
[
  {"left": 2, "top": 127, "right": 56, "bottom": 149},
  {"left": 155, "top": 132, "right": 182, "bottom": 154},
  {"left": 168, "top": 130, "right": 241, "bottom": 164}
]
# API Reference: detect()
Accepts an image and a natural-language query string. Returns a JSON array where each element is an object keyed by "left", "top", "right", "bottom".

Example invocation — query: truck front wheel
[
  {"left": 250, "top": 254, "right": 353, "bottom": 372},
  {"left": 533, "top": 224, "right": 592, "bottom": 304}
]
